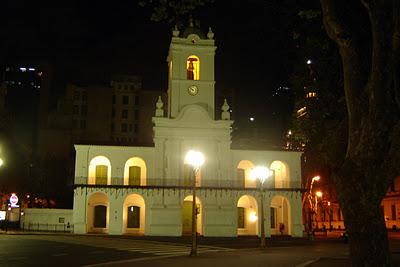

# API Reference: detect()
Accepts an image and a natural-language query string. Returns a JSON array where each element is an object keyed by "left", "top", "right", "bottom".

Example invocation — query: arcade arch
[
  {"left": 237, "top": 195, "right": 258, "bottom": 235},
  {"left": 182, "top": 195, "right": 203, "bottom": 236},
  {"left": 123, "top": 194, "right": 146, "bottom": 234},
  {"left": 270, "top": 195, "right": 291, "bottom": 235},
  {"left": 87, "top": 192, "right": 109, "bottom": 233}
]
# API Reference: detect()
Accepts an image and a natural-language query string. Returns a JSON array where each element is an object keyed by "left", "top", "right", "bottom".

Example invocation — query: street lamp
[
  {"left": 310, "top": 176, "right": 320, "bottom": 190},
  {"left": 250, "top": 166, "right": 272, "bottom": 248},
  {"left": 327, "top": 201, "right": 332, "bottom": 231},
  {"left": 306, "top": 175, "right": 320, "bottom": 236},
  {"left": 184, "top": 150, "right": 205, "bottom": 256},
  {"left": 315, "top": 191, "right": 322, "bottom": 212},
  {"left": 315, "top": 191, "right": 323, "bottom": 230}
]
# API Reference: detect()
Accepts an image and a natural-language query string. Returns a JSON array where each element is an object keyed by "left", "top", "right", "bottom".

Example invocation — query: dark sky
[{"left": 1, "top": 0, "right": 299, "bottom": 144}]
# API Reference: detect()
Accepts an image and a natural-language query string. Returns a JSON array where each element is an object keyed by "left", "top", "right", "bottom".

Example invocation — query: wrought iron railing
[
  {"left": 20, "top": 222, "right": 74, "bottom": 233},
  {"left": 74, "top": 176, "right": 302, "bottom": 189}
]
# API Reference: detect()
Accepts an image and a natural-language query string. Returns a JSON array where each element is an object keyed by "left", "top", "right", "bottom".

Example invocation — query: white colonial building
[{"left": 73, "top": 25, "right": 304, "bottom": 237}]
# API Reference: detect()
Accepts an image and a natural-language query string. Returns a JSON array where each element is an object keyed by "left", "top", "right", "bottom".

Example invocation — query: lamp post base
[
  {"left": 260, "top": 238, "right": 266, "bottom": 249},
  {"left": 190, "top": 249, "right": 197, "bottom": 256}
]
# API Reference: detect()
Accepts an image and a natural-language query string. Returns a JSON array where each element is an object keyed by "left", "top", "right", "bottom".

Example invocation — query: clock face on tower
[{"left": 187, "top": 85, "right": 199, "bottom": 96}]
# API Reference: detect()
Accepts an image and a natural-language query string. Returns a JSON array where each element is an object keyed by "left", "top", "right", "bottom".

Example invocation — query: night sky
[{"left": 1, "top": 0, "right": 299, "bottom": 145}]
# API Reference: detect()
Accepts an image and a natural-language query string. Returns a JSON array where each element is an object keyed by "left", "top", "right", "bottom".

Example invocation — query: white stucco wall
[{"left": 20, "top": 208, "right": 73, "bottom": 232}]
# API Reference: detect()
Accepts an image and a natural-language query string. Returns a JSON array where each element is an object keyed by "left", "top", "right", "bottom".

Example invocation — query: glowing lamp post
[
  {"left": 184, "top": 150, "right": 205, "bottom": 256},
  {"left": 306, "top": 175, "right": 320, "bottom": 237},
  {"left": 311, "top": 176, "right": 320, "bottom": 190},
  {"left": 314, "top": 191, "right": 323, "bottom": 230},
  {"left": 251, "top": 166, "right": 272, "bottom": 248},
  {"left": 315, "top": 191, "right": 323, "bottom": 213}
]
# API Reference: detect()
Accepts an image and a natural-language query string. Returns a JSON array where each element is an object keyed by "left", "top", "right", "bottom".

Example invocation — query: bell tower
[{"left": 167, "top": 22, "right": 216, "bottom": 119}]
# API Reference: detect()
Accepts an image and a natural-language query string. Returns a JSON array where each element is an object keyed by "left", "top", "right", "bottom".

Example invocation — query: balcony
[{"left": 74, "top": 177, "right": 302, "bottom": 190}]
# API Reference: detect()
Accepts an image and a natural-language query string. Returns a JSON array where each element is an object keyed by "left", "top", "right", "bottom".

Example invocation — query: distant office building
[
  {"left": 0, "top": 63, "right": 52, "bottom": 192},
  {"left": 41, "top": 76, "right": 166, "bottom": 161}
]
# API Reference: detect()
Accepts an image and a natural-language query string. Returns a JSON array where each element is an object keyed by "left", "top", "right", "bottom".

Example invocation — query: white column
[
  {"left": 108, "top": 192, "right": 124, "bottom": 235},
  {"left": 73, "top": 188, "right": 87, "bottom": 234},
  {"left": 291, "top": 193, "right": 304, "bottom": 237}
]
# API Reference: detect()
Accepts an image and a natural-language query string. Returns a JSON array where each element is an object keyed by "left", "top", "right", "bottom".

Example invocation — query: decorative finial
[
  {"left": 155, "top": 96, "right": 164, "bottom": 117},
  {"left": 221, "top": 98, "right": 230, "bottom": 120},
  {"left": 207, "top": 27, "right": 214, "bottom": 39},
  {"left": 172, "top": 25, "right": 180, "bottom": 37}
]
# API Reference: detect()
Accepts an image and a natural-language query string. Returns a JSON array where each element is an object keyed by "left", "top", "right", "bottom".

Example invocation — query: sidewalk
[
  {"left": 0, "top": 229, "right": 344, "bottom": 249},
  {"left": 3, "top": 231, "right": 399, "bottom": 266}
]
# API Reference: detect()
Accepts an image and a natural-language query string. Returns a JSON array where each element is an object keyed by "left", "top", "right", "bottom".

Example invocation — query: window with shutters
[
  {"left": 129, "top": 166, "right": 141, "bottom": 186},
  {"left": 237, "top": 168, "right": 245, "bottom": 188},
  {"left": 183, "top": 164, "right": 192, "bottom": 186},
  {"left": 95, "top": 165, "right": 108, "bottom": 185}
]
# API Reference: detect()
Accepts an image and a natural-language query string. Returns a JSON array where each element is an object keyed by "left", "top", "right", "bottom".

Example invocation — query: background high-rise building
[{"left": 0, "top": 63, "right": 52, "bottom": 194}]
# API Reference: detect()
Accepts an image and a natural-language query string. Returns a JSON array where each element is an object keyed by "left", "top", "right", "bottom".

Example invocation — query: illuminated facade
[{"left": 73, "top": 25, "right": 304, "bottom": 237}]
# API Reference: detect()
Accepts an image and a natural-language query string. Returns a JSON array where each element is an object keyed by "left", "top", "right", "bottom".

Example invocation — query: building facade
[{"left": 73, "top": 26, "right": 304, "bottom": 237}]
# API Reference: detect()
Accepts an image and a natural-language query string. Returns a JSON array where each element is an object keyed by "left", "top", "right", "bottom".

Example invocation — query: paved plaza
[{"left": 1, "top": 233, "right": 400, "bottom": 266}]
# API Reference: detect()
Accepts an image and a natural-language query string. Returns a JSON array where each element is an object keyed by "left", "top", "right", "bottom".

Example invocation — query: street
[{"left": 0, "top": 234, "right": 400, "bottom": 266}]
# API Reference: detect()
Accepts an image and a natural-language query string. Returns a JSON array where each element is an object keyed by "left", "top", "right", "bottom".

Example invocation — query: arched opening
[
  {"left": 88, "top": 156, "right": 111, "bottom": 185},
  {"left": 87, "top": 192, "right": 109, "bottom": 233},
  {"left": 124, "top": 157, "right": 147, "bottom": 186},
  {"left": 187, "top": 55, "right": 200, "bottom": 80},
  {"left": 123, "top": 194, "right": 145, "bottom": 235},
  {"left": 270, "top": 195, "right": 291, "bottom": 236},
  {"left": 237, "top": 195, "right": 258, "bottom": 236},
  {"left": 237, "top": 160, "right": 256, "bottom": 188},
  {"left": 182, "top": 195, "right": 203, "bottom": 236},
  {"left": 270, "top": 161, "right": 290, "bottom": 188}
]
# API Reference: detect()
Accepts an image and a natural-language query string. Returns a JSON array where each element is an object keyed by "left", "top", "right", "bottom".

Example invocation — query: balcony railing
[{"left": 75, "top": 176, "right": 302, "bottom": 189}]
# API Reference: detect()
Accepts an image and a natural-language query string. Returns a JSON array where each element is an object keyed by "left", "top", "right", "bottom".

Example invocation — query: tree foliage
[{"left": 138, "top": 0, "right": 214, "bottom": 25}]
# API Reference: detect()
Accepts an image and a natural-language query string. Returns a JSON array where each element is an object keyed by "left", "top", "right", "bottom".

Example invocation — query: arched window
[
  {"left": 270, "top": 161, "right": 289, "bottom": 188},
  {"left": 124, "top": 157, "right": 147, "bottom": 186},
  {"left": 88, "top": 156, "right": 111, "bottom": 185},
  {"left": 187, "top": 55, "right": 200, "bottom": 80},
  {"left": 236, "top": 160, "right": 256, "bottom": 188}
]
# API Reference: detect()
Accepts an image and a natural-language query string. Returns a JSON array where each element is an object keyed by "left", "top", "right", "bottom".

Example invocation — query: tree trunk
[
  {"left": 347, "top": 213, "right": 390, "bottom": 266},
  {"left": 334, "top": 161, "right": 391, "bottom": 265},
  {"left": 337, "top": 176, "right": 390, "bottom": 266},
  {"left": 320, "top": 0, "right": 400, "bottom": 265}
]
